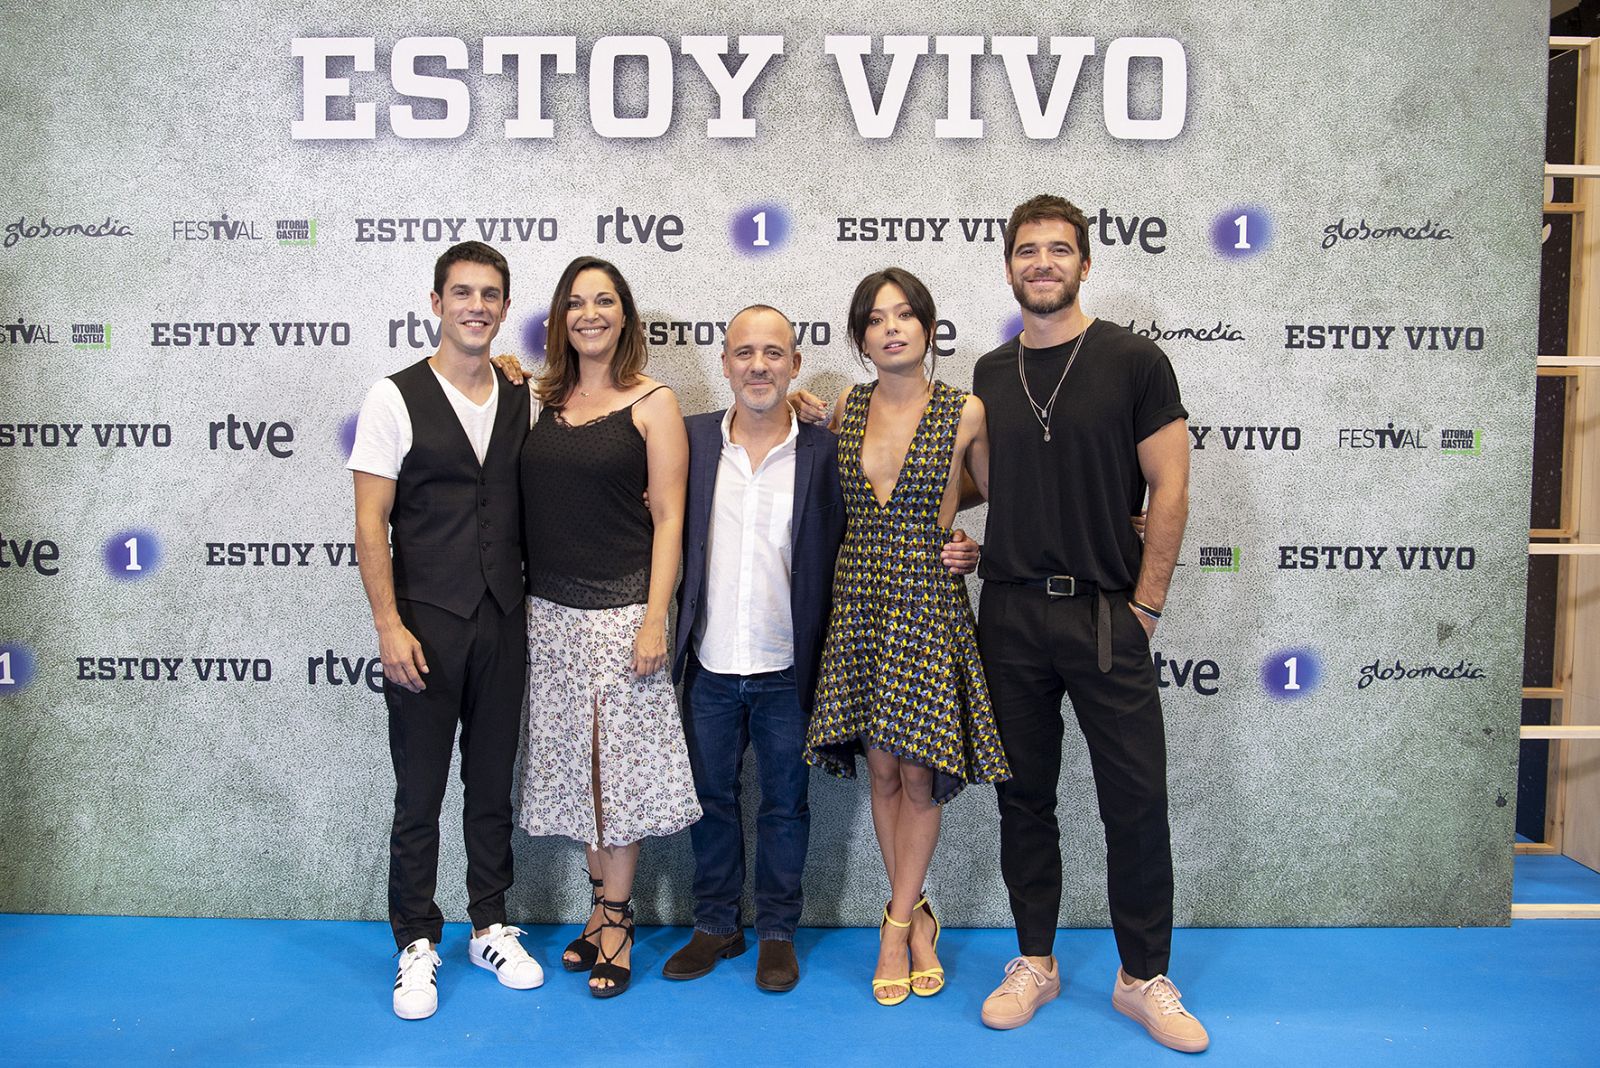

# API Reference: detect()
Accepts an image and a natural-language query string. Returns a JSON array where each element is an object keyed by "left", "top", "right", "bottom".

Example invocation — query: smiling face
[
  {"left": 429, "top": 261, "right": 507, "bottom": 357},
  {"left": 564, "top": 267, "right": 623, "bottom": 364},
  {"left": 1005, "top": 217, "right": 1091, "bottom": 316},
  {"left": 722, "top": 307, "right": 800, "bottom": 415},
  {"left": 858, "top": 282, "right": 930, "bottom": 374}
]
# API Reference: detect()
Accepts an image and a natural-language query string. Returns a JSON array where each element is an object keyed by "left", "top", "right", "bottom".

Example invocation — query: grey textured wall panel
[{"left": 0, "top": 1, "right": 1546, "bottom": 928}]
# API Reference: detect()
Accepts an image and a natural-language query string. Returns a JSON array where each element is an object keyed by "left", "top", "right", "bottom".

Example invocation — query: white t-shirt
[{"left": 347, "top": 367, "right": 500, "bottom": 478}]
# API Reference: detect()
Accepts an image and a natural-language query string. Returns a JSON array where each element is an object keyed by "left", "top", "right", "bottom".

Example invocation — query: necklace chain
[{"left": 1017, "top": 327, "right": 1088, "bottom": 442}]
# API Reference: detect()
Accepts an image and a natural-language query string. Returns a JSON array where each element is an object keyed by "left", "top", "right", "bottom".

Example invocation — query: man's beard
[{"left": 1012, "top": 275, "right": 1078, "bottom": 316}]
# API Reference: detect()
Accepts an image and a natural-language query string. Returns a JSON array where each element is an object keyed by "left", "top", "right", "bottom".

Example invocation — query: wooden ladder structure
[{"left": 1514, "top": 33, "right": 1600, "bottom": 918}]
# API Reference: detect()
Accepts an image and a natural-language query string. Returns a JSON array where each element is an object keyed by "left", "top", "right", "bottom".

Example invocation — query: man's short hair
[
  {"left": 433, "top": 241, "right": 511, "bottom": 300},
  {"left": 1005, "top": 195, "right": 1092, "bottom": 264},
  {"left": 725, "top": 304, "right": 797, "bottom": 351}
]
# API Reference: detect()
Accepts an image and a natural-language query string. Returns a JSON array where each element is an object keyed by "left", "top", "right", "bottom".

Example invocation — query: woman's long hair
[{"left": 535, "top": 256, "right": 649, "bottom": 407}]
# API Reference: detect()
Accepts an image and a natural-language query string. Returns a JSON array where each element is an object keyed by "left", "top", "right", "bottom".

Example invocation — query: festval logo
[
  {"left": 730, "top": 204, "right": 791, "bottom": 256},
  {"left": 1261, "top": 647, "right": 1320, "bottom": 700},
  {"left": 104, "top": 529, "right": 162, "bottom": 581},
  {"left": 0, "top": 642, "right": 38, "bottom": 695},
  {"left": 1212, "top": 206, "right": 1271, "bottom": 259}
]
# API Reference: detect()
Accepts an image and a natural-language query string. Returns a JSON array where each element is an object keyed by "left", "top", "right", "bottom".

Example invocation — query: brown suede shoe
[
  {"left": 1112, "top": 970, "right": 1210, "bottom": 1053},
  {"left": 661, "top": 929, "right": 747, "bottom": 981},
  {"left": 755, "top": 939, "right": 800, "bottom": 992},
  {"left": 981, "top": 956, "right": 1061, "bottom": 1029}
]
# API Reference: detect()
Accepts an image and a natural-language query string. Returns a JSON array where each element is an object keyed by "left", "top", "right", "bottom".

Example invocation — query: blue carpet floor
[{"left": 5, "top": 855, "right": 1600, "bottom": 1067}]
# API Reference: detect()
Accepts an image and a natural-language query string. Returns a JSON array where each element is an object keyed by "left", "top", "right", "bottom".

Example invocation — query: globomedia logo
[
  {"left": 3, "top": 215, "right": 132, "bottom": 250},
  {"left": 0, "top": 642, "right": 38, "bottom": 695},
  {"left": 1321, "top": 217, "right": 1453, "bottom": 250},
  {"left": 104, "top": 530, "right": 162, "bottom": 581},
  {"left": 1356, "top": 657, "right": 1486, "bottom": 690},
  {"left": 1262, "top": 648, "right": 1320, "bottom": 699}
]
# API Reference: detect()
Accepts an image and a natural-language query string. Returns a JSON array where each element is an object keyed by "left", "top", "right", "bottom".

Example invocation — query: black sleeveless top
[{"left": 520, "top": 387, "right": 664, "bottom": 608}]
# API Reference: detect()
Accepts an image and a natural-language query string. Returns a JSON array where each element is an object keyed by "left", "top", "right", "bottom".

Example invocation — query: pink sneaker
[
  {"left": 980, "top": 956, "right": 1060, "bottom": 1030},
  {"left": 1112, "top": 970, "right": 1210, "bottom": 1053}
]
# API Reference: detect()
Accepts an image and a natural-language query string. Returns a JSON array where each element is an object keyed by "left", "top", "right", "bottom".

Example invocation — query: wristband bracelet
[{"left": 1131, "top": 600, "right": 1162, "bottom": 620}]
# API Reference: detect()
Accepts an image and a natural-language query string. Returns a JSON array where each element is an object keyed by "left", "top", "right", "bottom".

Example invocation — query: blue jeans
[{"left": 681, "top": 654, "right": 811, "bottom": 941}]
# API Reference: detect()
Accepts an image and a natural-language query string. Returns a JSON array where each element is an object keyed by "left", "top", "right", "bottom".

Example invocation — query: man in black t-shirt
[{"left": 970, "top": 196, "right": 1207, "bottom": 1053}]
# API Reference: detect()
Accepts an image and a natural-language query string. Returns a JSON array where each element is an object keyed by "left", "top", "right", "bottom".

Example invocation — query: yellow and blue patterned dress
[{"left": 805, "top": 379, "right": 1010, "bottom": 803}]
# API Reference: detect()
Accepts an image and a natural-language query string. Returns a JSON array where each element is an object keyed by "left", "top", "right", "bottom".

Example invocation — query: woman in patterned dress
[
  {"left": 513, "top": 256, "right": 700, "bottom": 997},
  {"left": 805, "top": 267, "right": 1011, "bottom": 1005}
]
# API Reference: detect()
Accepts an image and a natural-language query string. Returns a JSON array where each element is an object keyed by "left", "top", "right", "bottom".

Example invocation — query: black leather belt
[
  {"left": 1002, "top": 575, "right": 1101, "bottom": 598},
  {"left": 994, "top": 576, "right": 1116, "bottom": 673}
]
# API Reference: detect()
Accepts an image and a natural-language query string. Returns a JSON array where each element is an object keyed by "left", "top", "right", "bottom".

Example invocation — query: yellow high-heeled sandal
[
  {"left": 910, "top": 895, "right": 945, "bottom": 997},
  {"left": 872, "top": 906, "right": 913, "bottom": 1006}
]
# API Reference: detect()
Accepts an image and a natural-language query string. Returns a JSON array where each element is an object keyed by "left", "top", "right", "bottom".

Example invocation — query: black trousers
[
  {"left": 978, "top": 582, "right": 1173, "bottom": 979},
  {"left": 386, "top": 591, "right": 527, "bottom": 949}
]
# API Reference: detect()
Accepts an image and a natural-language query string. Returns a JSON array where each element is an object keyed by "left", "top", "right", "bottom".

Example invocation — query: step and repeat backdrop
[{"left": 0, "top": 2, "right": 1546, "bottom": 927}]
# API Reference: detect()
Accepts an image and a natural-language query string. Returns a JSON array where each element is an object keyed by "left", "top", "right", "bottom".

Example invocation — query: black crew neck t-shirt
[{"left": 972, "top": 319, "right": 1187, "bottom": 591}]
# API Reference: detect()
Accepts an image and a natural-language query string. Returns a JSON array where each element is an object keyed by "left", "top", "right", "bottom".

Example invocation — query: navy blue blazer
[{"left": 673, "top": 411, "right": 845, "bottom": 714}]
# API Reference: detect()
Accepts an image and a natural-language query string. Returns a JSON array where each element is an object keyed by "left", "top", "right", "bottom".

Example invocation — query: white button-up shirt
[{"left": 693, "top": 407, "right": 799, "bottom": 675}]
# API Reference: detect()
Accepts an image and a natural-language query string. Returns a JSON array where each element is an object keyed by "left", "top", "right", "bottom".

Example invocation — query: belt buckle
[{"left": 1045, "top": 575, "right": 1076, "bottom": 598}]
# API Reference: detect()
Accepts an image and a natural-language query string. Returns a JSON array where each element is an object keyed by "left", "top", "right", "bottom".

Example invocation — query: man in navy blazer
[{"left": 664, "top": 305, "right": 845, "bottom": 992}]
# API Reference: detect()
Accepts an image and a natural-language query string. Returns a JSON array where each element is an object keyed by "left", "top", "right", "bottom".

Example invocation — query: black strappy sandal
[
  {"left": 588, "top": 897, "right": 635, "bottom": 999},
  {"left": 562, "top": 874, "right": 606, "bottom": 972}
]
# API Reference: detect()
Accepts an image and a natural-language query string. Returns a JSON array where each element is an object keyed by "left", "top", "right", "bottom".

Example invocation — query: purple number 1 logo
[
  {"left": 1213, "top": 207, "right": 1271, "bottom": 258},
  {"left": 731, "top": 204, "right": 790, "bottom": 255},
  {"left": 105, "top": 530, "right": 161, "bottom": 580}
]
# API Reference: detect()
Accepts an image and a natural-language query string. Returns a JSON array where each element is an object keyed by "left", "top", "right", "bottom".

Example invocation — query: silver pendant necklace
[{"left": 1017, "top": 326, "right": 1087, "bottom": 442}]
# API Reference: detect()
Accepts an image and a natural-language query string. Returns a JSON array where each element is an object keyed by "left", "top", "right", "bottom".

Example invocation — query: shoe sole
[
  {"left": 981, "top": 982, "right": 1059, "bottom": 1030},
  {"left": 755, "top": 972, "right": 798, "bottom": 993},
  {"left": 470, "top": 952, "right": 544, "bottom": 990},
  {"left": 393, "top": 1000, "right": 436, "bottom": 1021},
  {"left": 1112, "top": 997, "right": 1209, "bottom": 1053},
  {"left": 662, "top": 938, "right": 748, "bottom": 981}
]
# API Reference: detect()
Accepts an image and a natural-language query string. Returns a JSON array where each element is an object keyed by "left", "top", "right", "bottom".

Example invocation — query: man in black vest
[{"left": 349, "top": 241, "right": 541, "bottom": 1020}]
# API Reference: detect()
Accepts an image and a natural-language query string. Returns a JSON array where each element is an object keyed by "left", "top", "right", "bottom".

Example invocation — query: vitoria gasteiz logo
[
  {"left": 277, "top": 218, "right": 317, "bottom": 246},
  {"left": 72, "top": 323, "right": 110, "bottom": 349},
  {"left": 1198, "top": 546, "right": 1240, "bottom": 573}
]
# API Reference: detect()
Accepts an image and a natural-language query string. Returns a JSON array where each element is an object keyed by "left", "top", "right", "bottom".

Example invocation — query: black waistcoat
[{"left": 388, "top": 359, "right": 528, "bottom": 618}]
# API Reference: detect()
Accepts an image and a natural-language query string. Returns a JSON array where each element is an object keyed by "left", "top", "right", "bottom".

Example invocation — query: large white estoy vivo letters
[{"left": 289, "top": 34, "right": 1185, "bottom": 141}]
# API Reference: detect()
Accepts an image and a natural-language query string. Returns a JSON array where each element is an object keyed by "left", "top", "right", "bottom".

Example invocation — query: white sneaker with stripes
[
  {"left": 469, "top": 924, "right": 545, "bottom": 989},
  {"left": 393, "top": 938, "right": 440, "bottom": 1020}
]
